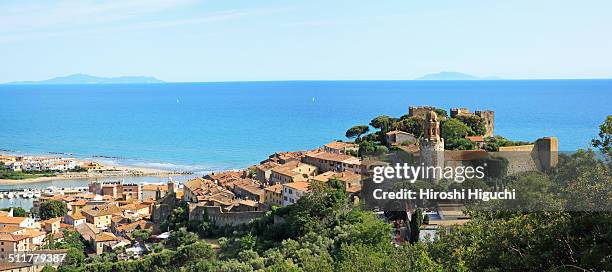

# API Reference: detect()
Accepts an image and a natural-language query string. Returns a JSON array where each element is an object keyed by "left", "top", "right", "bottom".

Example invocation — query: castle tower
[
  {"left": 420, "top": 111, "right": 445, "bottom": 179},
  {"left": 475, "top": 110, "right": 495, "bottom": 137},
  {"left": 168, "top": 177, "right": 175, "bottom": 195},
  {"left": 424, "top": 111, "right": 441, "bottom": 141}
]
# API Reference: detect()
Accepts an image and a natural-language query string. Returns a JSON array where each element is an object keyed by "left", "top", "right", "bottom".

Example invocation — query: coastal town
[
  {"left": 0, "top": 155, "right": 187, "bottom": 185},
  {"left": 0, "top": 105, "right": 562, "bottom": 271}
]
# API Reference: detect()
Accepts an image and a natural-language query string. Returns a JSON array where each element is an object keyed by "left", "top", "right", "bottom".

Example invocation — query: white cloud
[
  {"left": 0, "top": 0, "right": 197, "bottom": 34},
  {"left": 0, "top": 1, "right": 293, "bottom": 43}
]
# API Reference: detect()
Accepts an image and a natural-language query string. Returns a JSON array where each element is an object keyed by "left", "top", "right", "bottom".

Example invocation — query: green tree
[
  {"left": 434, "top": 108, "right": 448, "bottom": 119},
  {"left": 409, "top": 209, "right": 423, "bottom": 243},
  {"left": 174, "top": 242, "right": 216, "bottom": 266},
  {"left": 64, "top": 247, "right": 86, "bottom": 267},
  {"left": 441, "top": 118, "right": 474, "bottom": 140},
  {"left": 41, "top": 266, "right": 56, "bottom": 272},
  {"left": 1, "top": 207, "right": 27, "bottom": 217},
  {"left": 592, "top": 115, "right": 612, "bottom": 155},
  {"left": 445, "top": 138, "right": 475, "bottom": 150},
  {"left": 455, "top": 115, "right": 487, "bottom": 136},
  {"left": 396, "top": 117, "right": 423, "bottom": 136},
  {"left": 483, "top": 136, "right": 532, "bottom": 152},
  {"left": 166, "top": 227, "right": 198, "bottom": 248},
  {"left": 131, "top": 229, "right": 152, "bottom": 242},
  {"left": 358, "top": 141, "right": 375, "bottom": 156},
  {"left": 370, "top": 115, "right": 397, "bottom": 133},
  {"left": 39, "top": 200, "right": 67, "bottom": 220},
  {"left": 161, "top": 201, "right": 189, "bottom": 231},
  {"left": 345, "top": 125, "right": 370, "bottom": 141}
]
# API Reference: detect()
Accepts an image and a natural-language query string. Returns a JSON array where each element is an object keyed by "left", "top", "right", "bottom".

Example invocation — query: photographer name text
[{"left": 372, "top": 188, "right": 516, "bottom": 201}]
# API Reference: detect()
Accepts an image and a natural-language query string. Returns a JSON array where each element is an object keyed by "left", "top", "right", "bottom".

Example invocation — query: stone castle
[
  {"left": 450, "top": 108, "right": 494, "bottom": 137},
  {"left": 409, "top": 106, "right": 495, "bottom": 137},
  {"left": 409, "top": 107, "right": 558, "bottom": 178}
]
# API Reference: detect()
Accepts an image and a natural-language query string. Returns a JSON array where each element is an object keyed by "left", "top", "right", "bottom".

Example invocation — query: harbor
[
  {"left": 0, "top": 186, "right": 89, "bottom": 199},
  {"left": 0, "top": 174, "right": 198, "bottom": 210}
]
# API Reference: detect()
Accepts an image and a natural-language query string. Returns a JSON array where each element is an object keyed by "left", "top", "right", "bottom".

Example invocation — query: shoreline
[{"left": 0, "top": 165, "right": 190, "bottom": 185}]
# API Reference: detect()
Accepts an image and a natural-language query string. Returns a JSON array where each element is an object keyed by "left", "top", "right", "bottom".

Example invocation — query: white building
[
  {"left": 0, "top": 216, "right": 35, "bottom": 228},
  {"left": 281, "top": 181, "right": 310, "bottom": 206}
]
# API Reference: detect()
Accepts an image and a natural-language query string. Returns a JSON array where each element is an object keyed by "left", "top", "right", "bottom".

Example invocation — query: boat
[{"left": 7, "top": 192, "right": 14, "bottom": 199}]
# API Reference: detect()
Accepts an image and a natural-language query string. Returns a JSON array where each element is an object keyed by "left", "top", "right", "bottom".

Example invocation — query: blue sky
[{"left": 1, "top": 0, "right": 611, "bottom": 82}]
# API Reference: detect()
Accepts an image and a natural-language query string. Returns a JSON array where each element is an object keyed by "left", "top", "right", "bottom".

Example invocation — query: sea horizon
[{"left": 5, "top": 77, "right": 612, "bottom": 85}]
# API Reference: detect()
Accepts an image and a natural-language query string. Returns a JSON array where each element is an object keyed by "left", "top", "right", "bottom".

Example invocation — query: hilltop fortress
[
  {"left": 404, "top": 106, "right": 558, "bottom": 177},
  {"left": 409, "top": 106, "right": 495, "bottom": 137},
  {"left": 151, "top": 104, "right": 559, "bottom": 228}
]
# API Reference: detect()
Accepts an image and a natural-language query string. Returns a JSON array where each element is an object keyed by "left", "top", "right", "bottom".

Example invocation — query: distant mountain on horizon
[
  {"left": 416, "top": 72, "right": 503, "bottom": 80},
  {"left": 6, "top": 73, "right": 164, "bottom": 84}
]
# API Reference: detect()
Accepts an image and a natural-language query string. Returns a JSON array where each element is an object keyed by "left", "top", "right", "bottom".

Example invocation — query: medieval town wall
[{"left": 188, "top": 203, "right": 265, "bottom": 226}]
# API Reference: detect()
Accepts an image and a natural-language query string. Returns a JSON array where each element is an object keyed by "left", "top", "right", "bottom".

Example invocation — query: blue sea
[{"left": 0, "top": 80, "right": 610, "bottom": 174}]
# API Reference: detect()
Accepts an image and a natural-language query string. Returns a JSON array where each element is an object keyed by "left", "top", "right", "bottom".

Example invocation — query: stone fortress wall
[
  {"left": 188, "top": 203, "right": 265, "bottom": 227},
  {"left": 441, "top": 137, "right": 559, "bottom": 176}
]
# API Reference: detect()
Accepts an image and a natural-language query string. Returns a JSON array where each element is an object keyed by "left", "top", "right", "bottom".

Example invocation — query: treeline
[{"left": 0, "top": 162, "right": 57, "bottom": 179}]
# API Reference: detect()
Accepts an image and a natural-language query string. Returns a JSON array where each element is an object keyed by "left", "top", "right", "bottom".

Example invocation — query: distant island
[
  {"left": 416, "top": 72, "right": 502, "bottom": 80},
  {"left": 6, "top": 73, "right": 164, "bottom": 84}
]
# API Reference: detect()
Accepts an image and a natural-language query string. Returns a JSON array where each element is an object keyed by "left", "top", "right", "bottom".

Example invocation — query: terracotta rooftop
[
  {"left": 386, "top": 130, "right": 415, "bottom": 136},
  {"left": 95, "top": 232, "right": 119, "bottom": 242},
  {"left": 262, "top": 151, "right": 306, "bottom": 164},
  {"left": 0, "top": 216, "right": 27, "bottom": 224},
  {"left": 66, "top": 212, "right": 85, "bottom": 220},
  {"left": 255, "top": 161, "right": 280, "bottom": 171},
  {"left": 305, "top": 150, "right": 361, "bottom": 164},
  {"left": 311, "top": 171, "right": 361, "bottom": 183},
  {"left": 324, "top": 141, "right": 357, "bottom": 150},
  {"left": 76, "top": 223, "right": 100, "bottom": 241},
  {"left": 44, "top": 217, "right": 62, "bottom": 224},
  {"left": 81, "top": 204, "right": 123, "bottom": 217},
  {"left": 111, "top": 215, "right": 127, "bottom": 224},
  {"left": 0, "top": 225, "right": 25, "bottom": 233},
  {"left": 121, "top": 203, "right": 149, "bottom": 211},
  {"left": 283, "top": 181, "right": 310, "bottom": 192},
  {"left": 116, "top": 220, "right": 154, "bottom": 233},
  {"left": 237, "top": 199, "right": 258, "bottom": 207},
  {"left": 271, "top": 162, "right": 315, "bottom": 178},
  {"left": 142, "top": 184, "right": 167, "bottom": 191},
  {"left": 0, "top": 233, "right": 28, "bottom": 242},
  {"left": 264, "top": 184, "right": 283, "bottom": 194},
  {"left": 204, "top": 170, "right": 243, "bottom": 182},
  {"left": 346, "top": 184, "right": 362, "bottom": 193},
  {"left": 185, "top": 178, "right": 235, "bottom": 199},
  {"left": 233, "top": 179, "right": 264, "bottom": 195},
  {"left": 71, "top": 199, "right": 88, "bottom": 206},
  {"left": 22, "top": 228, "right": 46, "bottom": 238}
]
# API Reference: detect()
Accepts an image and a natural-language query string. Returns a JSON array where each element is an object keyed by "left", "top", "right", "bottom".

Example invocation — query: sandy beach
[{"left": 0, "top": 165, "right": 188, "bottom": 185}]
